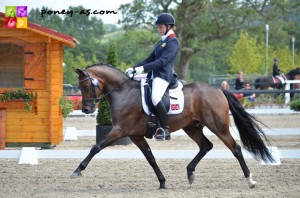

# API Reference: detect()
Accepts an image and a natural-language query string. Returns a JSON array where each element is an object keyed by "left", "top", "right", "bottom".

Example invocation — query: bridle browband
[{"left": 78, "top": 69, "right": 133, "bottom": 107}]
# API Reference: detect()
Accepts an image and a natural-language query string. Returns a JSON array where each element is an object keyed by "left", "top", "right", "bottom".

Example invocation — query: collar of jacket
[{"left": 161, "top": 29, "right": 175, "bottom": 41}]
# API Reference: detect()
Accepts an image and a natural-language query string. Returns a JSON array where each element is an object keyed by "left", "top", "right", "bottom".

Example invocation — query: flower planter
[{"left": 0, "top": 100, "right": 37, "bottom": 113}]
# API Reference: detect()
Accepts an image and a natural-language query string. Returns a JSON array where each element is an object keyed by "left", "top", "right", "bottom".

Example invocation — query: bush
[
  {"left": 290, "top": 100, "right": 300, "bottom": 111},
  {"left": 96, "top": 42, "right": 117, "bottom": 126},
  {"left": 59, "top": 96, "right": 74, "bottom": 118},
  {"left": 96, "top": 98, "right": 112, "bottom": 126}
]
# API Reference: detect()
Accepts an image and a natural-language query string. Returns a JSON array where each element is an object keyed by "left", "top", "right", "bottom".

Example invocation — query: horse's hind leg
[
  {"left": 130, "top": 136, "right": 166, "bottom": 189},
  {"left": 183, "top": 124, "right": 213, "bottom": 185},
  {"left": 213, "top": 128, "right": 257, "bottom": 188}
]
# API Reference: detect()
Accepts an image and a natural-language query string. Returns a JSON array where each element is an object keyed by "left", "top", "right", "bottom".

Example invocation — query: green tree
[
  {"left": 96, "top": 42, "right": 119, "bottom": 126},
  {"left": 119, "top": 0, "right": 300, "bottom": 80},
  {"left": 106, "top": 42, "right": 118, "bottom": 67},
  {"left": 115, "top": 29, "right": 158, "bottom": 67},
  {"left": 229, "top": 32, "right": 263, "bottom": 74},
  {"left": 273, "top": 46, "right": 293, "bottom": 74}
]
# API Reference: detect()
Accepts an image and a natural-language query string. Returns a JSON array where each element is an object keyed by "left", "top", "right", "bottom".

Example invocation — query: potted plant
[
  {"left": 96, "top": 42, "right": 131, "bottom": 145},
  {"left": 0, "top": 88, "right": 36, "bottom": 111}
]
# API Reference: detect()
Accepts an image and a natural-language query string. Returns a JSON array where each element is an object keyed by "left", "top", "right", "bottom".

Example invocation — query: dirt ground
[{"left": 0, "top": 114, "right": 299, "bottom": 198}]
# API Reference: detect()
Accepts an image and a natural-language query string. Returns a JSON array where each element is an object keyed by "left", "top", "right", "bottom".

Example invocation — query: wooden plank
[
  {"left": 6, "top": 132, "right": 49, "bottom": 140},
  {"left": 6, "top": 125, "right": 49, "bottom": 133},
  {"left": 6, "top": 111, "right": 49, "bottom": 118},
  {"left": 6, "top": 118, "right": 49, "bottom": 126},
  {"left": 0, "top": 109, "right": 6, "bottom": 149}
]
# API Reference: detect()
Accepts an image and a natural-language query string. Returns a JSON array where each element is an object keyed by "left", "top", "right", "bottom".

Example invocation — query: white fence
[{"left": 285, "top": 80, "right": 300, "bottom": 104}]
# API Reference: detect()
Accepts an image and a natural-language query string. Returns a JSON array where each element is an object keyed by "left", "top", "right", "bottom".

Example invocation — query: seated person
[
  {"left": 220, "top": 81, "right": 230, "bottom": 90},
  {"left": 243, "top": 81, "right": 255, "bottom": 102}
]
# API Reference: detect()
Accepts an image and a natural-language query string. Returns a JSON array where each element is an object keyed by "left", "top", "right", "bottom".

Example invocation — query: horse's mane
[
  {"left": 85, "top": 63, "right": 140, "bottom": 85},
  {"left": 86, "top": 63, "right": 126, "bottom": 76}
]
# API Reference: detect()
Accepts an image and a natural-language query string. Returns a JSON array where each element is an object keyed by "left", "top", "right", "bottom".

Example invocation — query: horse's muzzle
[{"left": 82, "top": 105, "right": 96, "bottom": 114}]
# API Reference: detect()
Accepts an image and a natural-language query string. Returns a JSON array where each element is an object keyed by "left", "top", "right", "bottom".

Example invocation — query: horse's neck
[{"left": 105, "top": 80, "right": 139, "bottom": 108}]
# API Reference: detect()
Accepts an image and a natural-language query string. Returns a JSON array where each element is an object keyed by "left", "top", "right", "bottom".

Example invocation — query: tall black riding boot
[{"left": 154, "top": 101, "right": 170, "bottom": 141}]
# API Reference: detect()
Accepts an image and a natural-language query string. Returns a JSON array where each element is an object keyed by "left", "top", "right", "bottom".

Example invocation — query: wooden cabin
[{"left": 0, "top": 12, "right": 77, "bottom": 148}]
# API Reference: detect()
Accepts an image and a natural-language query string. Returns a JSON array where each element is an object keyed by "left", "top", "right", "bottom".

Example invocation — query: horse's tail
[{"left": 222, "top": 89, "right": 274, "bottom": 163}]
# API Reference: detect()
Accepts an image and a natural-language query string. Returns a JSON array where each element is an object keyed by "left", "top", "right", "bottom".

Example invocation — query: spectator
[
  {"left": 220, "top": 81, "right": 230, "bottom": 90},
  {"left": 234, "top": 71, "right": 244, "bottom": 90},
  {"left": 243, "top": 81, "right": 255, "bottom": 102}
]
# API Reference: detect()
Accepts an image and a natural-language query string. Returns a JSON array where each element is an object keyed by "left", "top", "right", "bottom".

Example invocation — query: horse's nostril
[{"left": 83, "top": 108, "right": 90, "bottom": 114}]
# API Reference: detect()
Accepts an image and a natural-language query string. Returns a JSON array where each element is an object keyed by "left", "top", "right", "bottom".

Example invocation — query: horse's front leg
[
  {"left": 130, "top": 136, "right": 166, "bottom": 189},
  {"left": 70, "top": 128, "right": 121, "bottom": 179}
]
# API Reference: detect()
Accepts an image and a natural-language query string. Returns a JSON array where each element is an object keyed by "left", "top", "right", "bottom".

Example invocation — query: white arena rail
[{"left": 285, "top": 80, "right": 300, "bottom": 104}]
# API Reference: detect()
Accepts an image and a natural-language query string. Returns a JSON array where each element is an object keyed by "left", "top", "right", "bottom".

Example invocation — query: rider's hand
[
  {"left": 126, "top": 68, "right": 134, "bottom": 76},
  {"left": 134, "top": 66, "right": 144, "bottom": 75}
]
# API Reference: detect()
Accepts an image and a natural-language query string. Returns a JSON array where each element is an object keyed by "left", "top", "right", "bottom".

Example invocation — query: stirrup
[{"left": 154, "top": 127, "right": 170, "bottom": 141}]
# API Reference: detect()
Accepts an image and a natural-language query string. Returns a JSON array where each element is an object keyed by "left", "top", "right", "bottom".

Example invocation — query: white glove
[
  {"left": 134, "top": 66, "right": 144, "bottom": 75},
  {"left": 126, "top": 68, "right": 134, "bottom": 77}
]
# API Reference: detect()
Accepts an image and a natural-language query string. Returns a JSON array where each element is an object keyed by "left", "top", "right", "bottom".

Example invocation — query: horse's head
[
  {"left": 73, "top": 68, "right": 103, "bottom": 114},
  {"left": 286, "top": 67, "right": 300, "bottom": 80}
]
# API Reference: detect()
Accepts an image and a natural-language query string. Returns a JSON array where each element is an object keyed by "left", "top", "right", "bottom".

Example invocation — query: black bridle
[{"left": 78, "top": 70, "right": 103, "bottom": 108}]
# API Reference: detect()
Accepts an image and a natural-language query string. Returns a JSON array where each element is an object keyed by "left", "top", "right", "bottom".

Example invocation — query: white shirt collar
[{"left": 161, "top": 29, "right": 174, "bottom": 41}]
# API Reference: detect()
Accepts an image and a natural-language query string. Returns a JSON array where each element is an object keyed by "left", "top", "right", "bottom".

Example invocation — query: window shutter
[{"left": 24, "top": 43, "right": 46, "bottom": 89}]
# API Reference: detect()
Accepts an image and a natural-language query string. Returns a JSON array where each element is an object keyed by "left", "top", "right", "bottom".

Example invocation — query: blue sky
[{"left": 0, "top": 0, "right": 133, "bottom": 24}]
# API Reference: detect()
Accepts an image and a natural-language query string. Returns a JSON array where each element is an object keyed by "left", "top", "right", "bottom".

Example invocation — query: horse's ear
[{"left": 73, "top": 67, "right": 84, "bottom": 76}]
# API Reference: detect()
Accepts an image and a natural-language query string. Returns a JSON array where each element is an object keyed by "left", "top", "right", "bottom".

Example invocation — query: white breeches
[
  {"left": 151, "top": 77, "right": 170, "bottom": 106},
  {"left": 276, "top": 75, "right": 285, "bottom": 84}
]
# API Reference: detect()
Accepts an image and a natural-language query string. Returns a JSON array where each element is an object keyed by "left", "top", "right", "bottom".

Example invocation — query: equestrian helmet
[{"left": 155, "top": 13, "right": 175, "bottom": 25}]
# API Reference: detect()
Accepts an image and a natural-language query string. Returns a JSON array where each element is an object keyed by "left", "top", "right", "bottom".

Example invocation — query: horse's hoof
[
  {"left": 159, "top": 181, "right": 166, "bottom": 189},
  {"left": 246, "top": 173, "right": 257, "bottom": 189},
  {"left": 70, "top": 172, "right": 81, "bottom": 179},
  {"left": 188, "top": 174, "right": 195, "bottom": 185},
  {"left": 249, "top": 181, "right": 257, "bottom": 189}
]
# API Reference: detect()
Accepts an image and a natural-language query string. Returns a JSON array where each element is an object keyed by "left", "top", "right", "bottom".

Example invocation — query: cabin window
[{"left": 0, "top": 44, "right": 24, "bottom": 88}]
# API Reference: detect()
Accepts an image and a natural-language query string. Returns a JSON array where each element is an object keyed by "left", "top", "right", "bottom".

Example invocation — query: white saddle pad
[{"left": 140, "top": 78, "right": 184, "bottom": 115}]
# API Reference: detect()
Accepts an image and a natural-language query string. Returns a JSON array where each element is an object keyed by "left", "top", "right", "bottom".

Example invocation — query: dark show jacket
[
  {"left": 273, "top": 63, "right": 281, "bottom": 76},
  {"left": 235, "top": 78, "right": 244, "bottom": 90},
  {"left": 134, "top": 34, "right": 180, "bottom": 84}
]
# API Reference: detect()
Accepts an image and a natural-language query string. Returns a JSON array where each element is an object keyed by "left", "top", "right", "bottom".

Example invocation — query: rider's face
[{"left": 156, "top": 25, "right": 167, "bottom": 36}]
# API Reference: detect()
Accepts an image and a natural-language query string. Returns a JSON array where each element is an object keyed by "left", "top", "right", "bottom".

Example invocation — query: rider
[
  {"left": 126, "top": 13, "right": 180, "bottom": 141},
  {"left": 272, "top": 58, "right": 285, "bottom": 84}
]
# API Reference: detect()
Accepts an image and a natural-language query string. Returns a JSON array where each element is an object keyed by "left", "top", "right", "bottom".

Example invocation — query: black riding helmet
[
  {"left": 155, "top": 13, "right": 175, "bottom": 35},
  {"left": 155, "top": 13, "right": 175, "bottom": 25}
]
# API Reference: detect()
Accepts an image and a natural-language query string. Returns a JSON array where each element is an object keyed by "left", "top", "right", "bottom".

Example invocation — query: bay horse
[
  {"left": 286, "top": 67, "right": 300, "bottom": 99},
  {"left": 70, "top": 64, "right": 274, "bottom": 189},
  {"left": 286, "top": 67, "right": 300, "bottom": 89}
]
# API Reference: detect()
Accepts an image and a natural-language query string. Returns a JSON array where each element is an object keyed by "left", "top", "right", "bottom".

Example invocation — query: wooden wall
[{"left": 0, "top": 25, "right": 64, "bottom": 146}]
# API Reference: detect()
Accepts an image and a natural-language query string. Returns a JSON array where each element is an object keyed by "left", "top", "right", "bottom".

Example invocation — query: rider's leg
[
  {"left": 276, "top": 75, "right": 285, "bottom": 84},
  {"left": 151, "top": 77, "right": 170, "bottom": 140}
]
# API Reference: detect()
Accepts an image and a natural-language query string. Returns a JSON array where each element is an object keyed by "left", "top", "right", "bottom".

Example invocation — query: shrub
[
  {"left": 290, "top": 100, "right": 300, "bottom": 111},
  {"left": 96, "top": 98, "right": 112, "bottom": 126},
  {"left": 59, "top": 96, "right": 74, "bottom": 118}
]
